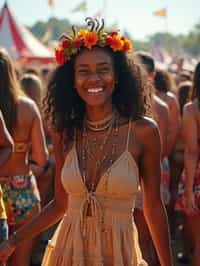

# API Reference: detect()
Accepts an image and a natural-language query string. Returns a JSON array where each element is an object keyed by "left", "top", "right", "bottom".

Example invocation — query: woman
[
  {"left": 133, "top": 51, "right": 170, "bottom": 265},
  {"left": 176, "top": 62, "right": 200, "bottom": 266},
  {"left": 0, "top": 111, "right": 13, "bottom": 266},
  {"left": 0, "top": 48, "right": 48, "bottom": 266},
  {"left": 0, "top": 19, "right": 173, "bottom": 265}
]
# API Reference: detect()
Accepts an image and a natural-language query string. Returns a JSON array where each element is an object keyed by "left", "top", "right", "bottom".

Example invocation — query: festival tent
[{"left": 0, "top": 2, "right": 54, "bottom": 64}]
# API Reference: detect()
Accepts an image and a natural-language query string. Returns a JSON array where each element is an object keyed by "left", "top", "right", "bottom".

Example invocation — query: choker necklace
[{"left": 86, "top": 112, "right": 114, "bottom": 131}]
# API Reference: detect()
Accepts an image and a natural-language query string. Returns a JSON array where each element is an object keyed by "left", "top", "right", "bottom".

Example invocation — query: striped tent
[{"left": 0, "top": 2, "right": 54, "bottom": 64}]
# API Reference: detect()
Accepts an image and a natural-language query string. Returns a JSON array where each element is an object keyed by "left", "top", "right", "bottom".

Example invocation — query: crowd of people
[{"left": 0, "top": 18, "right": 199, "bottom": 266}]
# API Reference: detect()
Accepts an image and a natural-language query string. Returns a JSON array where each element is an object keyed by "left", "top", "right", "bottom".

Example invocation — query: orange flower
[
  {"left": 123, "top": 39, "right": 132, "bottom": 52},
  {"left": 109, "top": 35, "right": 123, "bottom": 51},
  {"left": 84, "top": 32, "right": 99, "bottom": 49},
  {"left": 55, "top": 47, "right": 65, "bottom": 65}
]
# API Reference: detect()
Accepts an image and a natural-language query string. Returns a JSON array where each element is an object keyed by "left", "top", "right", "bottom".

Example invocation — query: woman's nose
[{"left": 87, "top": 71, "right": 100, "bottom": 81}]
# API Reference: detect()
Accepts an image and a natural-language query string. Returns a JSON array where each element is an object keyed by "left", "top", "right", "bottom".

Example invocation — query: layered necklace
[
  {"left": 86, "top": 112, "right": 114, "bottom": 132},
  {"left": 81, "top": 110, "right": 119, "bottom": 192}
]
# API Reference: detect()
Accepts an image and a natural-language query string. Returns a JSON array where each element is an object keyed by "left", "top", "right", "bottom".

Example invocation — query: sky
[{"left": 0, "top": 0, "right": 200, "bottom": 40}]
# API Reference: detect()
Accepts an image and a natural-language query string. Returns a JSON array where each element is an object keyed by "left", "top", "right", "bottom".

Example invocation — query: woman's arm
[
  {"left": 167, "top": 94, "right": 181, "bottom": 154},
  {"left": 182, "top": 103, "right": 199, "bottom": 215},
  {"left": 0, "top": 111, "right": 14, "bottom": 166},
  {"left": 30, "top": 101, "right": 49, "bottom": 168},
  {"left": 139, "top": 118, "right": 173, "bottom": 266},
  {"left": 0, "top": 132, "right": 68, "bottom": 261}
]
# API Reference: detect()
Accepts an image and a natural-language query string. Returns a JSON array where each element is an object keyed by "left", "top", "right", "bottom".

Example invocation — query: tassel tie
[{"left": 80, "top": 192, "right": 103, "bottom": 236}]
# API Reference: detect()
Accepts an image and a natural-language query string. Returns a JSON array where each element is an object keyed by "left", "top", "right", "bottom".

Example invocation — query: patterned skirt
[{"left": 0, "top": 172, "right": 40, "bottom": 225}]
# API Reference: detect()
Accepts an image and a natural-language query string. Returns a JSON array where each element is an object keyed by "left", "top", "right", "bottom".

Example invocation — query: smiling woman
[{"left": 0, "top": 18, "right": 173, "bottom": 266}]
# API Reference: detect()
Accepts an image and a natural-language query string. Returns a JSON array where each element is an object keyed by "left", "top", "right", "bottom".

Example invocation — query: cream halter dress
[{"left": 42, "top": 121, "right": 147, "bottom": 266}]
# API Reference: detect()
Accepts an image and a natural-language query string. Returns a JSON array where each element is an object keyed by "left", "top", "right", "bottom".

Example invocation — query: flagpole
[{"left": 48, "top": 1, "right": 55, "bottom": 18}]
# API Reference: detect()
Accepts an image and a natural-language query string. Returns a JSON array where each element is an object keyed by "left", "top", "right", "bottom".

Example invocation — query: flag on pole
[
  {"left": 48, "top": 0, "right": 53, "bottom": 6},
  {"left": 71, "top": 1, "right": 87, "bottom": 13},
  {"left": 153, "top": 8, "right": 167, "bottom": 17}
]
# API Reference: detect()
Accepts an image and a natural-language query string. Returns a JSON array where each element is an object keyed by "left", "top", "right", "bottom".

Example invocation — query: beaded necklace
[{"left": 81, "top": 113, "right": 119, "bottom": 192}]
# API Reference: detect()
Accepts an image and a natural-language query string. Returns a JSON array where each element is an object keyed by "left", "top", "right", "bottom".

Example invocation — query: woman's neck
[{"left": 85, "top": 104, "right": 113, "bottom": 122}]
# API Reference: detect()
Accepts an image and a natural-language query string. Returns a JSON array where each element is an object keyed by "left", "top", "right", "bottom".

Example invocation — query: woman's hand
[{"left": 0, "top": 240, "right": 16, "bottom": 262}]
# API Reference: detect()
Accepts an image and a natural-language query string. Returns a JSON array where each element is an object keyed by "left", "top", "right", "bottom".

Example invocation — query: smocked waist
[{"left": 67, "top": 193, "right": 135, "bottom": 215}]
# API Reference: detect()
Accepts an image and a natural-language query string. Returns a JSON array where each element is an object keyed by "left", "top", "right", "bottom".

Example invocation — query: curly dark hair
[
  {"left": 44, "top": 46, "right": 153, "bottom": 140},
  {"left": 192, "top": 62, "right": 200, "bottom": 106}
]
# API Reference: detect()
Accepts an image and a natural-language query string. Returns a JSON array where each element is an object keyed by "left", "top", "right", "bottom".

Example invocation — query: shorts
[
  {"left": 0, "top": 172, "right": 40, "bottom": 225},
  {"left": 175, "top": 160, "right": 200, "bottom": 211},
  {"left": 0, "top": 219, "right": 8, "bottom": 242}
]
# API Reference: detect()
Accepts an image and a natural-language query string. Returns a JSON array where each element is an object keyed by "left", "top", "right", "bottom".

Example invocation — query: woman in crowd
[
  {"left": 133, "top": 51, "right": 170, "bottom": 265},
  {"left": 0, "top": 111, "right": 13, "bottom": 266},
  {"left": 0, "top": 18, "right": 173, "bottom": 266},
  {"left": 176, "top": 62, "right": 200, "bottom": 266},
  {"left": 0, "top": 48, "right": 48, "bottom": 266},
  {"left": 20, "top": 73, "right": 56, "bottom": 265}
]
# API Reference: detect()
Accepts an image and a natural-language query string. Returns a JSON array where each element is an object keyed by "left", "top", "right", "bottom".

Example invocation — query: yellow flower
[{"left": 77, "top": 29, "right": 89, "bottom": 39}]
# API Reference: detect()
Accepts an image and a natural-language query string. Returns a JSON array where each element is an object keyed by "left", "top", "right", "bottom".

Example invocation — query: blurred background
[{"left": 0, "top": 0, "right": 199, "bottom": 71}]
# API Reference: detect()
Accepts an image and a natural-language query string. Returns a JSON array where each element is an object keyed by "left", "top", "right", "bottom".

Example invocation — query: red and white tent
[{"left": 0, "top": 2, "right": 54, "bottom": 64}]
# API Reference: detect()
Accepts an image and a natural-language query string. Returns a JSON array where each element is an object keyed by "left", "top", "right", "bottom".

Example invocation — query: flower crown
[{"left": 55, "top": 17, "right": 133, "bottom": 65}]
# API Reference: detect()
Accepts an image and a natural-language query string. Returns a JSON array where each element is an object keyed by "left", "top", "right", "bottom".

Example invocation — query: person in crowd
[
  {"left": 133, "top": 51, "right": 170, "bottom": 265},
  {"left": 173, "top": 81, "right": 192, "bottom": 264},
  {"left": 0, "top": 48, "right": 48, "bottom": 266},
  {"left": 0, "top": 18, "right": 173, "bottom": 266},
  {"left": 40, "top": 68, "right": 52, "bottom": 90},
  {"left": 154, "top": 69, "right": 181, "bottom": 239},
  {"left": 175, "top": 70, "right": 192, "bottom": 87},
  {"left": 20, "top": 73, "right": 56, "bottom": 266},
  {"left": 0, "top": 111, "right": 13, "bottom": 266},
  {"left": 176, "top": 62, "right": 200, "bottom": 266},
  {"left": 20, "top": 73, "right": 54, "bottom": 204},
  {"left": 154, "top": 68, "right": 180, "bottom": 155},
  {"left": 20, "top": 74, "right": 43, "bottom": 108}
]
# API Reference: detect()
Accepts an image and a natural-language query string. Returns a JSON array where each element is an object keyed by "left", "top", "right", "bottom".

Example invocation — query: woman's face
[{"left": 74, "top": 47, "right": 115, "bottom": 108}]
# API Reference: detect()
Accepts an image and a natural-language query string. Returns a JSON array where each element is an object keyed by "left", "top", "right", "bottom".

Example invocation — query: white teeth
[{"left": 87, "top": 87, "right": 103, "bottom": 93}]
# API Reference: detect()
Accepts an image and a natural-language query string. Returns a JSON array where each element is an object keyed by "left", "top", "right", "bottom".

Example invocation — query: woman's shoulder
[
  {"left": 17, "top": 96, "right": 40, "bottom": 116},
  {"left": 132, "top": 116, "right": 159, "bottom": 138},
  {"left": 166, "top": 91, "right": 178, "bottom": 104},
  {"left": 183, "top": 100, "right": 198, "bottom": 114},
  {"left": 130, "top": 117, "right": 160, "bottom": 150}
]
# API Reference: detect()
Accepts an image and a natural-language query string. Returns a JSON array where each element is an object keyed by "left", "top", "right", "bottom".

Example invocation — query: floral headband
[{"left": 55, "top": 17, "right": 133, "bottom": 65}]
